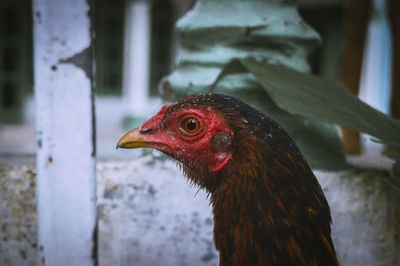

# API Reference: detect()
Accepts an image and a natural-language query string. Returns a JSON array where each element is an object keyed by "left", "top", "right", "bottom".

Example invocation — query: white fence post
[
  {"left": 122, "top": 0, "right": 151, "bottom": 117},
  {"left": 33, "top": 0, "right": 97, "bottom": 265}
]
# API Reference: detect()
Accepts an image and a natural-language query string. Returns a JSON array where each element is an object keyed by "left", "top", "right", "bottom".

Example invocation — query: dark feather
[{"left": 167, "top": 93, "right": 339, "bottom": 266}]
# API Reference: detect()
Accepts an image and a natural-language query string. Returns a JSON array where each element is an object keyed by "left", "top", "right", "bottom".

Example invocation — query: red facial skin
[{"left": 138, "top": 103, "right": 233, "bottom": 173}]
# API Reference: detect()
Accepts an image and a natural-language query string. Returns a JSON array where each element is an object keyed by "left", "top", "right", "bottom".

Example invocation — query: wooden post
[
  {"left": 340, "top": 0, "right": 371, "bottom": 154},
  {"left": 386, "top": 0, "right": 400, "bottom": 153},
  {"left": 388, "top": 0, "right": 400, "bottom": 121},
  {"left": 33, "top": 0, "right": 97, "bottom": 265}
]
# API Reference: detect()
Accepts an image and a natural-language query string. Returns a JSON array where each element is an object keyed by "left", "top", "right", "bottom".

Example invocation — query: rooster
[{"left": 117, "top": 93, "right": 339, "bottom": 266}]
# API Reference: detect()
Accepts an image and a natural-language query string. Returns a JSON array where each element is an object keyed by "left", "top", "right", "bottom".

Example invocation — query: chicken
[{"left": 117, "top": 93, "right": 339, "bottom": 266}]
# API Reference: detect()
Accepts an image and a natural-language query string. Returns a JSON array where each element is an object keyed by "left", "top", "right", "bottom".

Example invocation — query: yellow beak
[{"left": 116, "top": 128, "right": 153, "bottom": 149}]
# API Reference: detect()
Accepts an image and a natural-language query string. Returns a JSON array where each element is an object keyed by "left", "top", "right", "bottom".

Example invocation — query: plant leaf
[
  {"left": 211, "top": 60, "right": 347, "bottom": 170},
  {"left": 236, "top": 59, "right": 400, "bottom": 148},
  {"left": 212, "top": 58, "right": 400, "bottom": 187}
]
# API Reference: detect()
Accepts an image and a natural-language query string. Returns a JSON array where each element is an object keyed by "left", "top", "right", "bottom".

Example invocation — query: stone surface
[
  {"left": 97, "top": 156, "right": 218, "bottom": 266},
  {"left": 0, "top": 166, "right": 37, "bottom": 266},
  {"left": 316, "top": 168, "right": 400, "bottom": 266},
  {"left": 1, "top": 156, "right": 399, "bottom": 265}
]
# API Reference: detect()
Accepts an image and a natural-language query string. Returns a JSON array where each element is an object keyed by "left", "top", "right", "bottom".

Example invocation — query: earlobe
[{"left": 210, "top": 152, "right": 232, "bottom": 172}]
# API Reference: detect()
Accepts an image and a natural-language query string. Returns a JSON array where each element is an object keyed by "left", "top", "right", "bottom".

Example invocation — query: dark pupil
[{"left": 186, "top": 120, "right": 197, "bottom": 131}]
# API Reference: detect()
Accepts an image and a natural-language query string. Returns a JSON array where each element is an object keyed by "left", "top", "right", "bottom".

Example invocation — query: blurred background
[
  {"left": 0, "top": 0, "right": 394, "bottom": 162},
  {"left": 0, "top": 0, "right": 193, "bottom": 162}
]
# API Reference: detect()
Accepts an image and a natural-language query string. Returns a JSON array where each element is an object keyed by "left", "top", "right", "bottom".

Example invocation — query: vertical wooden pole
[
  {"left": 388, "top": 0, "right": 400, "bottom": 121},
  {"left": 33, "top": 0, "right": 97, "bottom": 265},
  {"left": 340, "top": 0, "right": 371, "bottom": 154}
]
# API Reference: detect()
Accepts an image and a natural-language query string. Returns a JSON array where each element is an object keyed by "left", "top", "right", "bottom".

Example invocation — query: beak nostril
[{"left": 139, "top": 127, "right": 153, "bottom": 134}]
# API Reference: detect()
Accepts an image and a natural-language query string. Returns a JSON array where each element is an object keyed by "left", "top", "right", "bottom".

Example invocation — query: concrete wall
[
  {"left": 0, "top": 166, "right": 36, "bottom": 266},
  {"left": 1, "top": 156, "right": 399, "bottom": 266}
]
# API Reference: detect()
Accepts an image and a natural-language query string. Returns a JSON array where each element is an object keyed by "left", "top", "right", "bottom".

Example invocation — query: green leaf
[
  {"left": 212, "top": 58, "right": 400, "bottom": 188},
  {"left": 211, "top": 61, "right": 347, "bottom": 170},
  {"left": 237, "top": 59, "right": 400, "bottom": 148}
]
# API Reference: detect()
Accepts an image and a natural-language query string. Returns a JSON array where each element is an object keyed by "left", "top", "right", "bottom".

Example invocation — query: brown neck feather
[{"left": 206, "top": 135, "right": 339, "bottom": 266}]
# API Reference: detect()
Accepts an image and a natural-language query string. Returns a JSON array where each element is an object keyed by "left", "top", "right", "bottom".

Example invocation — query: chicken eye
[{"left": 181, "top": 118, "right": 200, "bottom": 134}]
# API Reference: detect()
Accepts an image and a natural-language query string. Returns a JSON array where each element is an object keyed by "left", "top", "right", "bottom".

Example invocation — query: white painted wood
[
  {"left": 122, "top": 0, "right": 151, "bottom": 116},
  {"left": 359, "top": 0, "right": 392, "bottom": 115},
  {"left": 33, "top": 0, "right": 97, "bottom": 265}
]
